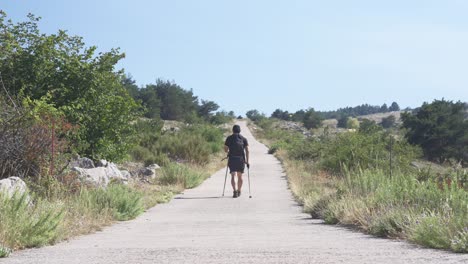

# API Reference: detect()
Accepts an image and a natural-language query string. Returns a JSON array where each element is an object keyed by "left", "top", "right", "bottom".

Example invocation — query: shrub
[
  {"left": 0, "top": 96, "right": 73, "bottom": 179},
  {"left": 409, "top": 212, "right": 452, "bottom": 250},
  {"left": 451, "top": 230, "right": 468, "bottom": 253},
  {"left": 78, "top": 184, "right": 144, "bottom": 221},
  {"left": 131, "top": 123, "right": 223, "bottom": 165},
  {"left": 320, "top": 131, "right": 420, "bottom": 173},
  {"left": 401, "top": 99, "right": 467, "bottom": 164},
  {"left": 0, "top": 245, "right": 11, "bottom": 258},
  {"left": 1, "top": 13, "right": 140, "bottom": 162},
  {"left": 368, "top": 208, "right": 410, "bottom": 237},
  {"left": 159, "top": 163, "right": 207, "bottom": 189},
  {"left": 0, "top": 192, "right": 64, "bottom": 249},
  {"left": 381, "top": 115, "right": 396, "bottom": 128}
]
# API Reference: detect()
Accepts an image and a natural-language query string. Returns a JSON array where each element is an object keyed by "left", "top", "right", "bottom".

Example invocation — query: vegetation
[
  {"left": 246, "top": 109, "right": 266, "bottom": 122},
  {"left": 0, "top": 12, "right": 140, "bottom": 161},
  {"left": 130, "top": 121, "right": 224, "bottom": 166},
  {"left": 268, "top": 102, "right": 401, "bottom": 130},
  {"left": 402, "top": 99, "right": 467, "bottom": 165},
  {"left": 381, "top": 115, "right": 396, "bottom": 128},
  {"left": 302, "top": 108, "right": 323, "bottom": 129},
  {"left": 0, "top": 12, "right": 230, "bottom": 256},
  {"left": 251, "top": 107, "right": 467, "bottom": 253},
  {"left": 317, "top": 102, "right": 401, "bottom": 119},
  {"left": 271, "top": 102, "right": 402, "bottom": 123}
]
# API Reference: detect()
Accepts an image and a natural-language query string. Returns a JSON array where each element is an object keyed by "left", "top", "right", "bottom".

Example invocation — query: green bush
[
  {"left": 255, "top": 118, "right": 467, "bottom": 252},
  {"left": 0, "top": 13, "right": 140, "bottom": 162},
  {"left": 0, "top": 245, "right": 11, "bottom": 258},
  {"left": 159, "top": 163, "right": 208, "bottom": 189},
  {"left": 410, "top": 212, "right": 452, "bottom": 250},
  {"left": 78, "top": 184, "right": 144, "bottom": 221},
  {"left": 131, "top": 123, "right": 223, "bottom": 165},
  {"left": 368, "top": 208, "right": 409, "bottom": 237},
  {"left": 451, "top": 230, "right": 468, "bottom": 253},
  {"left": 320, "top": 132, "right": 420, "bottom": 173},
  {"left": 0, "top": 192, "right": 64, "bottom": 249}
]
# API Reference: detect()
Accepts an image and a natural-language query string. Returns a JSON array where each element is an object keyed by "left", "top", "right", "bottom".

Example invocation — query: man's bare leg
[
  {"left": 231, "top": 172, "right": 237, "bottom": 197},
  {"left": 237, "top": 173, "right": 243, "bottom": 196}
]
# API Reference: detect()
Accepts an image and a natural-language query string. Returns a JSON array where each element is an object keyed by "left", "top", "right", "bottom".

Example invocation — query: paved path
[{"left": 2, "top": 122, "right": 467, "bottom": 264}]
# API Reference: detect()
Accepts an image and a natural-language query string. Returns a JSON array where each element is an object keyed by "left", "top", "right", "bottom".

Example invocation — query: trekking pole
[
  {"left": 222, "top": 158, "right": 228, "bottom": 197},
  {"left": 247, "top": 164, "right": 252, "bottom": 198}
]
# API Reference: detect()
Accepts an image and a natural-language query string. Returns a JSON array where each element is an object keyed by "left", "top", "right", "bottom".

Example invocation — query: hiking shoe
[
  {"left": 237, "top": 190, "right": 241, "bottom": 197},
  {"left": 233, "top": 191, "right": 238, "bottom": 198}
]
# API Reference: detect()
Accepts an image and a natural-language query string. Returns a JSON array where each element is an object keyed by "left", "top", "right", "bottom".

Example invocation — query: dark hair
[{"left": 232, "top": 125, "right": 241, "bottom": 133}]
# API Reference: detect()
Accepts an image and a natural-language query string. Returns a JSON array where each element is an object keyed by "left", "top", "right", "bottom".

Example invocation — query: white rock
[
  {"left": 121, "top": 170, "right": 131, "bottom": 181},
  {"left": 96, "top": 159, "right": 108, "bottom": 167},
  {"left": 72, "top": 167, "right": 109, "bottom": 187},
  {"left": 147, "top": 164, "right": 161, "bottom": 170},
  {"left": 138, "top": 164, "right": 161, "bottom": 180},
  {"left": 71, "top": 157, "right": 95, "bottom": 169},
  {"left": 72, "top": 163, "right": 128, "bottom": 187},
  {"left": 0, "top": 176, "right": 28, "bottom": 198},
  {"left": 106, "top": 163, "right": 123, "bottom": 179}
]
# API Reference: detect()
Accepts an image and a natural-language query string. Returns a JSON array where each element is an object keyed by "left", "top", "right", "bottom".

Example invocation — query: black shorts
[{"left": 228, "top": 156, "right": 245, "bottom": 173}]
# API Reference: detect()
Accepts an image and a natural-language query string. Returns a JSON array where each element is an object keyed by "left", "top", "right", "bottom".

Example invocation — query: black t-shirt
[{"left": 224, "top": 134, "right": 248, "bottom": 157}]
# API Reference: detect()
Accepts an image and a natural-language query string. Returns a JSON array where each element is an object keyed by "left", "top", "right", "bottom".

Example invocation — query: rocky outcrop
[
  {"left": 138, "top": 164, "right": 161, "bottom": 181},
  {"left": 72, "top": 167, "right": 110, "bottom": 187},
  {"left": 96, "top": 159, "right": 108, "bottom": 167},
  {"left": 277, "top": 121, "right": 312, "bottom": 137},
  {"left": 72, "top": 158, "right": 161, "bottom": 187},
  {"left": 72, "top": 160, "right": 130, "bottom": 187},
  {"left": 70, "top": 157, "right": 95, "bottom": 169},
  {"left": 0, "top": 176, "right": 28, "bottom": 198}
]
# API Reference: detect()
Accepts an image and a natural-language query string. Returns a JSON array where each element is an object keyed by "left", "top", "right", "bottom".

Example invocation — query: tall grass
[
  {"left": 131, "top": 121, "right": 224, "bottom": 165},
  {"left": 77, "top": 184, "right": 145, "bottom": 221},
  {"left": 159, "top": 163, "right": 209, "bottom": 189},
  {"left": 0, "top": 192, "right": 64, "bottom": 250},
  {"left": 0, "top": 185, "right": 146, "bottom": 251},
  {"left": 252, "top": 119, "right": 468, "bottom": 253}
]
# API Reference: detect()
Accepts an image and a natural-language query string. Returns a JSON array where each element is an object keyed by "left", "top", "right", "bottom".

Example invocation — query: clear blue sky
[{"left": 2, "top": 0, "right": 468, "bottom": 115}]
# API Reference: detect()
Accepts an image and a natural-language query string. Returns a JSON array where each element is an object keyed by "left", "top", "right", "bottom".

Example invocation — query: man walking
[{"left": 224, "top": 124, "right": 249, "bottom": 198}]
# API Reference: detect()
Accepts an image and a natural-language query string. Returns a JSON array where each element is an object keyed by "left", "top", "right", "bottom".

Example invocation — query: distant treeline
[
  {"left": 270, "top": 102, "right": 401, "bottom": 121},
  {"left": 123, "top": 77, "right": 234, "bottom": 123},
  {"left": 246, "top": 102, "right": 402, "bottom": 130}
]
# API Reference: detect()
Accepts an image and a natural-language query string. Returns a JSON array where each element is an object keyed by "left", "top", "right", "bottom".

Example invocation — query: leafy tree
[
  {"left": 291, "top": 110, "right": 306, "bottom": 122},
  {"left": 0, "top": 12, "right": 139, "bottom": 161},
  {"left": 359, "top": 119, "right": 382, "bottom": 134},
  {"left": 381, "top": 115, "right": 396, "bottom": 128},
  {"left": 346, "top": 117, "right": 360, "bottom": 129},
  {"left": 210, "top": 111, "right": 231, "bottom": 125},
  {"left": 122, "top": 75, "right": 140, "bottom": 99},
  {"left": 150, "top": 79, "right": 198, "bottom": 121},
  {"left": 136, "top": 86, "right": 161, "bottom": 119},
  {"left": 303, "top": 108, "right": 323, "bottom": 129},
  {"left": 198, "top": 100, "right": 219, "bottom": 119},
  {"left": 389, "top": 102, "right": 400, "bottom": 111},
  {"left": 401, "top": 99, "right": 468, "bottom": 163},
  {"left": 380, "top": 103, "right": 389, "bottom": 113},
  {"left": 271, "top": 109, "right": 290, "bottom": 120},
  {"left": 337, "top": 115, "right": 349, "bottom": 128},
  {"left": 246, "top": 109, "right": 265, "bottom": 122}
]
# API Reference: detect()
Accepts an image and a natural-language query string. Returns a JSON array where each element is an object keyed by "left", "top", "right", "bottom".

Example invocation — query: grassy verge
[
  {"left": 0, "top": 121, "right": 227, "bottom": 256},
  {"left": 249, "top": 119, "right": 467, "bottom": 253},
  {"left": 0, "top": 156, "right": 224, "bottom": 253}
]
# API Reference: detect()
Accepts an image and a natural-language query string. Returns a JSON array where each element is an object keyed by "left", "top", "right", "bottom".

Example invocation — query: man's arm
[{"left": 224, "top": 145, "right": 229, "bottom": 154}]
